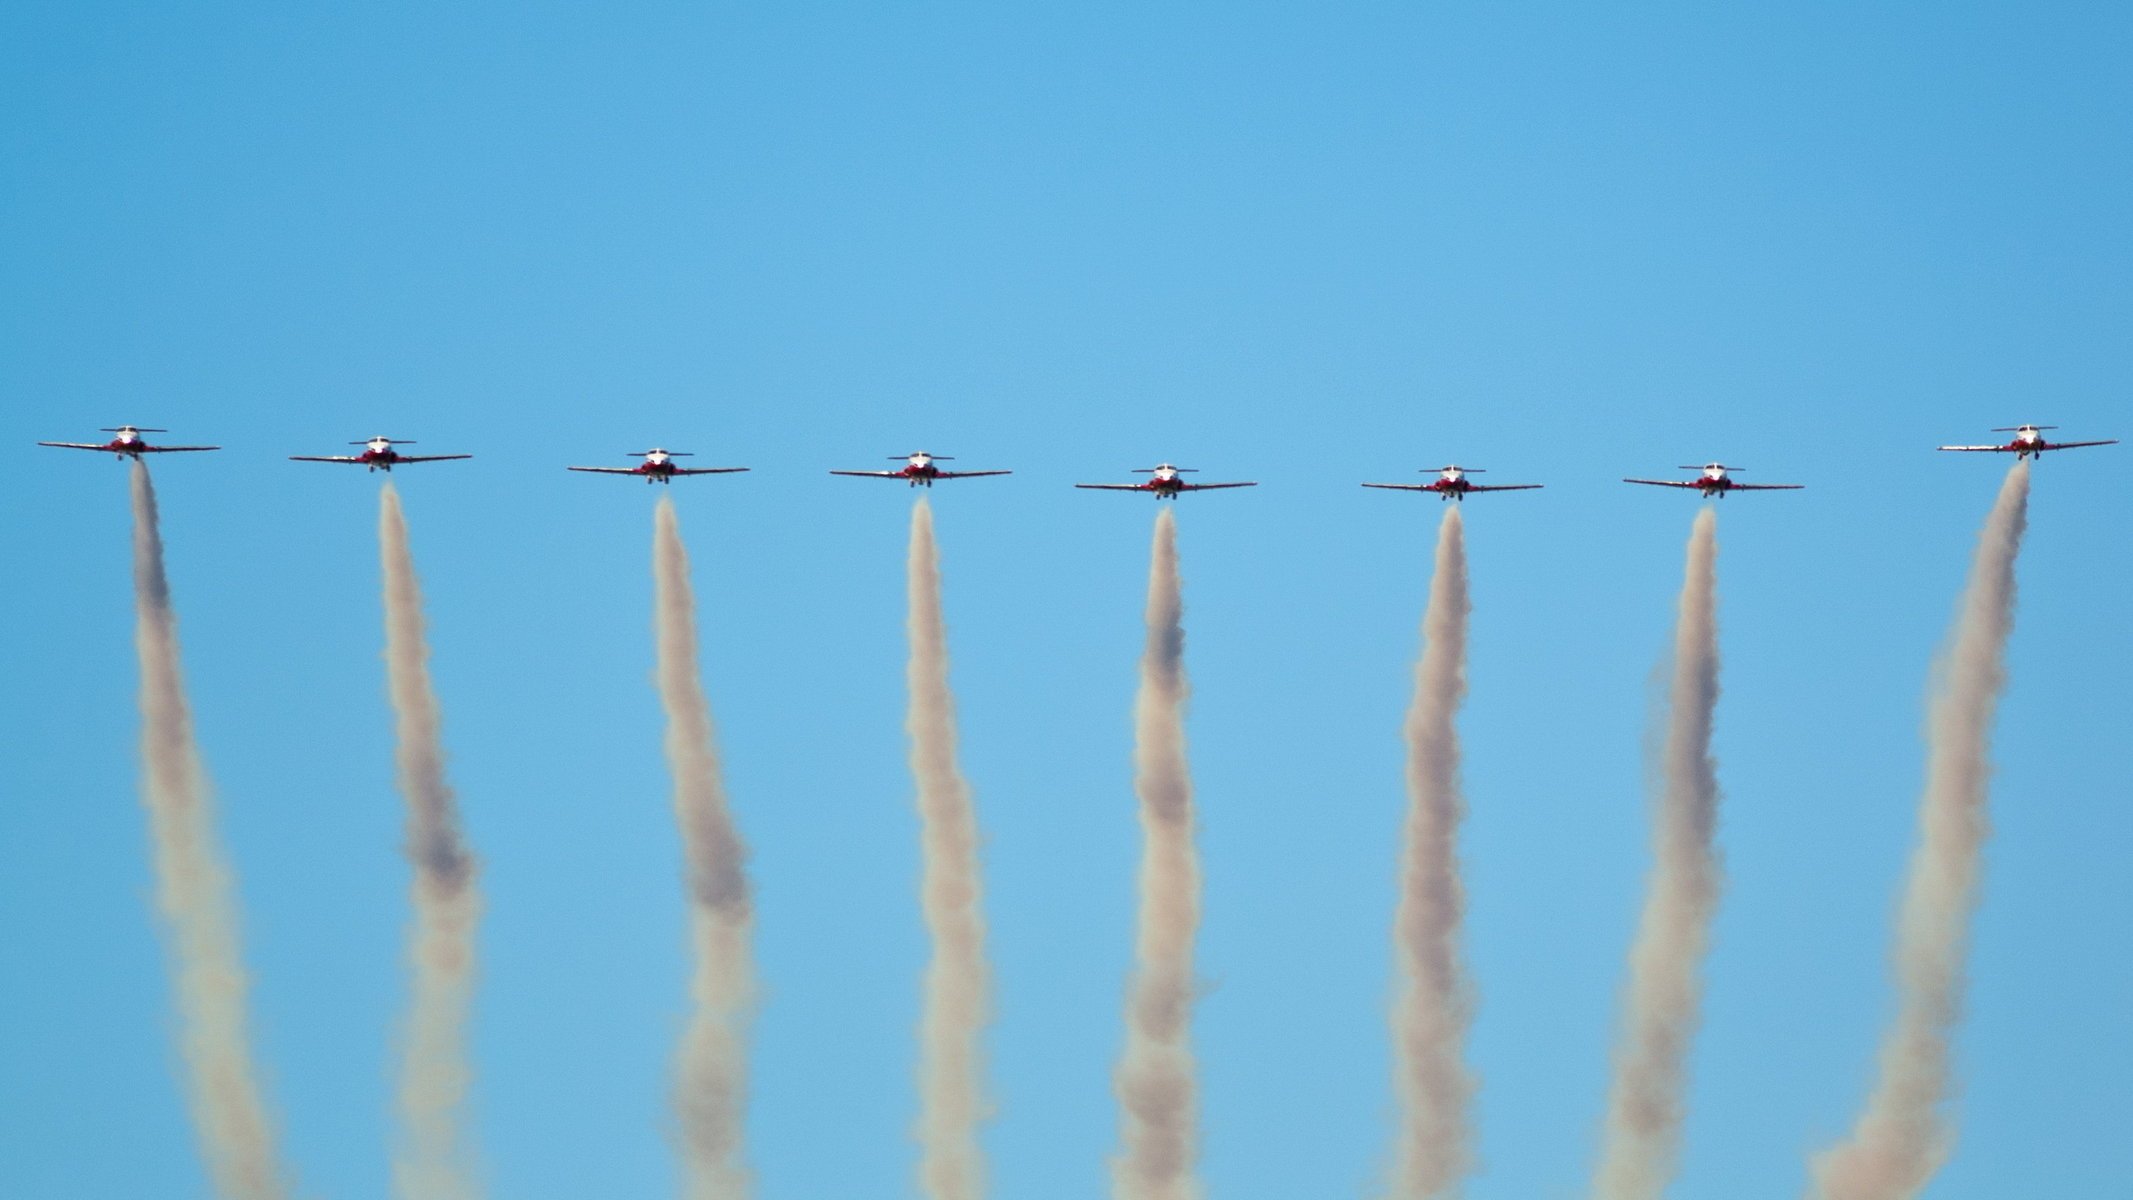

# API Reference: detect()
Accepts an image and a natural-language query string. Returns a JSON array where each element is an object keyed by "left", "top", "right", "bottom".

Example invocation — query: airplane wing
[
  {"left": 932, "top": 470, "right": 1012, "bottom": 479},
  {"left": 830, "top": 470, "right": 909, "bottom": 478},
  {"left": 1727, "top": 483, "right": 1804, "bottom": 490},
  {"left": 1074, "top": 483, "right": 1150, "bottom": 491},
  {"left": 1624, "top": 478, "right": 1706, "bottom": 488},
  {"left": 39, "top": 441, "right": 116, "bottom": 451},
  {"left": 1463, "top": 483, "right": 1543, "bottom": 493},
  {"left": 1178, "top": 481, "right": 1257, "bottom": 491},
  {"left": 670, "top": 466, "right": 751, "bottom": 476},
  {"left": 1360, "top": 482, "right": 1436, "bottom": 492},
  {"left": 139, "top": 444, "right": 220, "bottom": 453},
  {"left": 2042, "top": 439, "right": 2119, "bottom": 451},
  {"left": 1936, "top": 444, "right": 2014, "bottom": 453},
  {"left": 391, "top": 454, "right": 473, "bottom": 464},
  {"left": 566, "top": 466, "right": 642, "bottom": 475},
  {"left": 289, "top": 455, "right": 370, "bottom": 464}
]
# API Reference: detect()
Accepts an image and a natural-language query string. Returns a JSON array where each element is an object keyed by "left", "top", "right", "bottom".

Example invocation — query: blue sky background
[{"left": 3, "top": 2, "right": 2128, "bottom": 1197}]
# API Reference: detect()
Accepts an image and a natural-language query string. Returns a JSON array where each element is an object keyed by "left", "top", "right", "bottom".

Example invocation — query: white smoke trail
[
  {"left": 653, "top": 497, "right": 757, "bottom": 1199},
  {"left": 1806, "top": 462, "right": 2031, "bottom": 1200},
  {"left": 1111, "top": 508, "right": 1202, "bottom": 1200},
  {"left": 380, "top": 483, "right": 484, "bottom": 1200},
  {"left": 905, "top": 498, "right": 993, "bottom": 1200},
  {"left": 1592, "top": 506, "right": 1723, "bottom": 1200},
  {"left": 1387, "top": 505, "right": 1478, "bottom": 1199},
  {"left": 130, "top": 463, "right": 294, "bottom": 1200}
]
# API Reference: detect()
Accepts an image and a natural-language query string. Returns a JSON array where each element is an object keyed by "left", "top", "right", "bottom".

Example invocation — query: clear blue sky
[{"left": 3, "top": 2, "right": 2128, "bottom": 1197}]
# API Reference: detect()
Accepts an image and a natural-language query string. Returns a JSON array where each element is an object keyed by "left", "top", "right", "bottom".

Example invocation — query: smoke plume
[
  {"left": 653, "top": 498, "right": 757, "bottom": 1199},
  {"left": 380, "top": 484, "right": 484, "bottom": 1200},
  {"left": 1806, "top": 463, "right": 2031, "bottom": 1200},
  {"left": 905, "top": 498, "right": 993, "bottom": 1199},
  {"left": 1387, "top": 505, "right": 1478, "bottom": 1198},
  {"left": 130, "top": 463, "right": 294, "bottom": 1200},
  {"left": 1111, "top": 509, "right": 1203, "bottom": 1200},
  {"left": 1592, "top": 506, "right": 1724, "bottom": 1200}
]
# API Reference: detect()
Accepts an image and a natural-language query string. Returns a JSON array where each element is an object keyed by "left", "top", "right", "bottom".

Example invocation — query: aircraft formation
[{"left": 36, "top": 424, "right": 2120, "bottom": 498}]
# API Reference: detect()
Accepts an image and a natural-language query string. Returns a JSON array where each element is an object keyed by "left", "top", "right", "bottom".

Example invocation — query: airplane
[
  {"left": 830, "top": 452, "right": 1010, "bottom": 487},
  {"left": 38, "top": 426, "right": 219, "bottom": 459},
  {"left": 1624, "top": 463, "right": 1803, "bottom": 497},
  {"left": 567, "top": 449, "right": 749, "bottom": 484},
  {"left": 290, "top": 437, "right": 472, "bottom": 471},
  {"left": 1937, "top": 425, "right": 2117, "bottom": 460},
  {"left": 1075, "top": 463, "right": 1257, "bottom": 498},
  {"left": 1361, "top": 465, "right": 1542, "bottom": 501}
]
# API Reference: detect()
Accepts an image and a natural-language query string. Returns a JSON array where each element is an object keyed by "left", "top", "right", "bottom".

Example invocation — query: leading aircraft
[
  {"left": 1937, "top": 425, "right": 2117, "bottom": 460},
  {"left": 291, "top": 437, "right": 472, "bottom": 471},
  {"left": 1362, "top": 464, "right": 1542, "bottom": 501},
  {"left": 38, "top": 426, "right": 219, "bottom": 459},
  {"left": 1624, "top": 463, "right": 1802, "bottom": 498},
  {"left": 567, "top": 449, "right": 749, "bottom": 484},
  {"left": 1075, "top": 463, "right": 1257, "bottom": 498},
  {"left": 830, "top": 451, "right": 1010, "bottom": 487}
]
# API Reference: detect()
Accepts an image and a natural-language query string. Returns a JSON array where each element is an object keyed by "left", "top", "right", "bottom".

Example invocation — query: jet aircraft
[
  {"left": 1625, "top": 464, "right": 1802, "bottom": 497},
  {"left": 1362, "top": 465, "right": 1542, "bottom": 501},
  {"left": 291, "top": 437, "right": 472, "bottom": 471},
  {"left": 567, "top": 449, "right": 749, "bottom": 484},
  {"left": 1937, "top": 425, "right": 2117, "bottom": 460},
  {"left": 1075, "top": 463, "right": 1257, "bottom": 498},
  {"left": 38, "top": 426, "right": 219, "bottom": 459},
  {"left": 830, "top": 452, "right": 1010, "bottom": 487}
]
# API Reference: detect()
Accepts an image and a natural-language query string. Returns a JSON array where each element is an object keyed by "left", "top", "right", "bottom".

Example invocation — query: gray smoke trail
[
  {"left": 130, "top": 463, "right": 294, "bottom": 1200},
  {"left": 380, "top": 483, "right": 484, "bottom": 1200},
  {"left": 905, "top": 498, "right": 993, "bottom": 1200},
  {"left": 1111, "top": 508, "right": 1202, "bottom": 1200},
  {"left": 1807, "top": 463, "right": 2031, "bottom": 1200},
  {"left": 1591, "top": 506, "right": 1723, "bottom": 1200},
  {"left": 653, "top": 498, "right": 757, "bottom": 1199},
  {"left": 1387, "top": 505, "right": 1478, "bottom": 1199}
]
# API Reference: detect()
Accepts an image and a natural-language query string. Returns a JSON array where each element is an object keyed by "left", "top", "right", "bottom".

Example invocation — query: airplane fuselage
[
  {"left": 1426, "top": 471, "right": 1474, "bottom": 499},
  {"left": 629, "top": 458, "right": 687, "bottom": 483},
  {"left": 96, "top": 430, "right": 150, "bottom": 458},
  {"left": 355, "top": 439, "right": 411, "bottom": 470},
  {"left": 2008, "top": 430, "right": 2052, "bottom": 458},
  {"left": 1144, "top": 468, "right": 1187, "bottom": 497}
]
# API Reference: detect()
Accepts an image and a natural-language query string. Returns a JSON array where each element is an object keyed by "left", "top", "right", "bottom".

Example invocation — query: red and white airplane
[
  {"left": 1362, "top": 464, "right": 1542, "bottom": 501},
  {"left": 1075, "top": 463, "right": 1257, "bottom": 498},
  {"left": 291, "top": 437, "right": 472, "bottom": 472},
  {"left": 1937, "top": 425, "right": 2117, "bottom": 460},
  {"left": 1625, "top": 463, "right": 1802, "bottom": 497},
  {"left": 39, "top": 426, "right": 219, "bottom": 459},
  {"left": 830, "top": 451, "right": 1010, "bottom": 487},
  {"left": 568, "top": 449, "right": 749, "bottom": 484}
]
